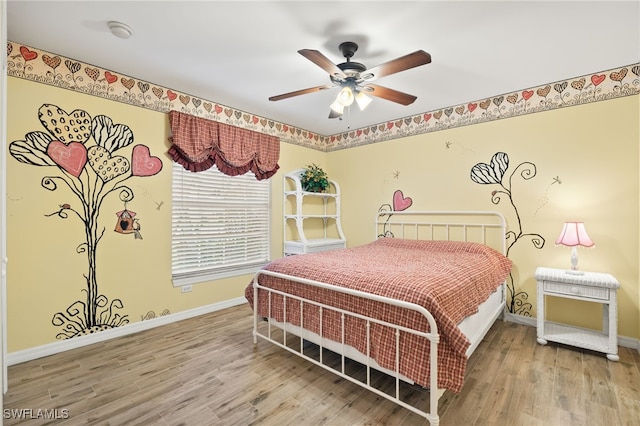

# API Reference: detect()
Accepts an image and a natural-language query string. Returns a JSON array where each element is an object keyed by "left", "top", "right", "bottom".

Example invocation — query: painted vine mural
[
  {"left": 470, "top": 152, "right": 544, "bottom": 316},
  {"left": 9, "top": 104, "right": 163, "bottom": 338}
]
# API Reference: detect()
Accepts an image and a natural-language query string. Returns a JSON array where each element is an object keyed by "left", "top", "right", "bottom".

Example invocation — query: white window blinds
[{"left": 171, "top": 162, "right": 270, "bottom": 286}]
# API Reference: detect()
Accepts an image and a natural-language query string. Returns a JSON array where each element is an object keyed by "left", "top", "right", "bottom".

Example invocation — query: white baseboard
[
  {"left": 504, "top": 312, "right": 640, "bottom": 352},
  {"left": 7, "top": 297, "right": 248, "bottom": 366}
]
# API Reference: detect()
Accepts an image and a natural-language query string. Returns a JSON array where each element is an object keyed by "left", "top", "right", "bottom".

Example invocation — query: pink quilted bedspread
[{"left": 245, "top": 238, "right": 512, "bottom": 393}]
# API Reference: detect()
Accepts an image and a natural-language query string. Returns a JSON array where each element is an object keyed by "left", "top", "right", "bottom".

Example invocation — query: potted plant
[{"left": 300, "top": 163, "right": 329, "bottom": 193}]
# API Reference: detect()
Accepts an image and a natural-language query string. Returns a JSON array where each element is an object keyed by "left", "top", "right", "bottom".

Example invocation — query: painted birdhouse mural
[
  {"left": 115, "top": 208, "right": 142, "bottom": 239},
  {"left": 115, "top": 209, "right": 136, "bottom": 234}
]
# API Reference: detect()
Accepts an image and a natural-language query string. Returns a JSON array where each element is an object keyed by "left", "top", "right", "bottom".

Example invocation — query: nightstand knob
[{"left": 571, "top": 286, "right": 579, "bottom": 294}]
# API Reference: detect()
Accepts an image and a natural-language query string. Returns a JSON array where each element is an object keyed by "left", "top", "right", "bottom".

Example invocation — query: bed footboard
[{"left": 252, "top": 269, "right": 442, "bottom": 425}]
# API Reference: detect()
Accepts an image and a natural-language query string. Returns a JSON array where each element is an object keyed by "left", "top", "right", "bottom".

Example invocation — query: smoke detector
[{"left": 107, "top": 21, "right": 133, "bottom": 39}]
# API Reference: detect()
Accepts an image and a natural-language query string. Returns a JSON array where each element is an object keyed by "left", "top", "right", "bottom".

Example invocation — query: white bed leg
[{"left": 253, "top": 278, "right": 259, "bottom": 345}]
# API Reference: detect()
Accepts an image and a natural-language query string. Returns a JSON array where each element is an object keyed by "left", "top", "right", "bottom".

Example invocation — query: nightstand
[{"left": 535, "top": 267, "right": 620, "bottom": 361}]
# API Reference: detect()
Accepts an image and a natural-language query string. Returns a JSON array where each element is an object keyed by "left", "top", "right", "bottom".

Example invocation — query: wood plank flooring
[{"left": 3, "top": 304, "right": 640, "bottom": 425}]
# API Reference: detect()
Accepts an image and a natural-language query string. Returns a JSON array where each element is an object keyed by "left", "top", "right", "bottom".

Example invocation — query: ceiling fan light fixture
[
  {"left": 355, "top": 91, "right": 372, "bottom": 110},
  {"left": 337, "top": 86, "right": 354, "bottom": 106},
  {"left": 330, "top": 99, "right": 344, "bottom": 114}
]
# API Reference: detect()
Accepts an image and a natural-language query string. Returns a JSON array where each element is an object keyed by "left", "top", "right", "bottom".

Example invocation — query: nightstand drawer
[{"left": 543, "top": 281, "right": 609, "bottom": 300}]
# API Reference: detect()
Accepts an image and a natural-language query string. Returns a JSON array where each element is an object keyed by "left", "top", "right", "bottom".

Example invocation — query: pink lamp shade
[
  {"left": 555, "top": 222, "right": 594, "bottom": 272},
  {"left": 555, "top": 222, "right": 595, "bottom": 247}
]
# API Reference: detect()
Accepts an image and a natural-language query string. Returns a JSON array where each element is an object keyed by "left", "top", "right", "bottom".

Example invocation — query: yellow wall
[
  {"left": 6, "top": 65, "right": 639, "bottom": 354},
  {"left": 328, "top": 96, "right": 639, "bottom": 339},
  {"left": 6, "top": 77, "right": 324, "bottom": 352}
]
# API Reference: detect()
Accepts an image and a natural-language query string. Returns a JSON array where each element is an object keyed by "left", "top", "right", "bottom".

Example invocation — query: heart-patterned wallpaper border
[{"left": 7, "top": 42, "right": 639, "bottom": 153}]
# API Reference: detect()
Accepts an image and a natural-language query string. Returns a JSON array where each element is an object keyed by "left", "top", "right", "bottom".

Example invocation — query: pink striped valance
[{"left": 167, "top": 110, "right": 280, "bottom": 180}]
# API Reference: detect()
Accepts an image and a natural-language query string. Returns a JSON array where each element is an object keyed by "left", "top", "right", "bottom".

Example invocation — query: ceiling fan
[{"left": 269, "top": 41, "right": 432, "bottom": 119}]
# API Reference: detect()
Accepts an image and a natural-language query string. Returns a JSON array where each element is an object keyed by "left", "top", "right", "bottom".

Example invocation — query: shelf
[
  {"left": 541, "top": 321, "right": 610, "bottom": 352},
  {"left": 285, "top": 190, "right": 338, "bottom": 198},
  {"left": 285, "top": 215, "right": 339, "bottom": 220},
  {"left": 283, "top": 169, "right": 346, "bottom": 255},
  {"left": 284, "top": 238, "right": 346, "bottom": 255}
]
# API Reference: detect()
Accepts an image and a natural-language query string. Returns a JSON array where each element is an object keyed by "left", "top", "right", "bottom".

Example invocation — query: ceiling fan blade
[
  {"left": 363, "top": 84, "right": 417, "bottom": 106},
  {"left": 364, "top": 50, "right": 431, "bottom": 80},
  {"left": 298, "top": 49, "right": 346, "bottom": 79},
  {"left": 269, "top": 84, "right": 333, "bottom": 101}
]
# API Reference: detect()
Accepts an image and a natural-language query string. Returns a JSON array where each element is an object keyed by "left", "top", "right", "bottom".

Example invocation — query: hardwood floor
[{"left": 3, "top": 305, "right": 640, "bottom": 425}]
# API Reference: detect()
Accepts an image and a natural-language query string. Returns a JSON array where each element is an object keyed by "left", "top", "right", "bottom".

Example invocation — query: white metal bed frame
[{"left": 252, "top": 211, "right": 507, "bottom": 425}]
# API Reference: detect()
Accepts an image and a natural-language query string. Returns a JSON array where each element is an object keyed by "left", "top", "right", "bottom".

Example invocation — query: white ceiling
[{"left": 7, "top": 1, "right": 640, "bottom": 137}]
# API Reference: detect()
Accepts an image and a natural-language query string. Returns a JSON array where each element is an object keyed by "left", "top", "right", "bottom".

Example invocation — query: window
[{"left": 171, "top": 162, "right": 270, "bottom": 286}]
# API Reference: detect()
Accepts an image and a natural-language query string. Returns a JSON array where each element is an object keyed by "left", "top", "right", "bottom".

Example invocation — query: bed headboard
[{"left": 375, "top": 210, "right": 507, "bottom": 254}]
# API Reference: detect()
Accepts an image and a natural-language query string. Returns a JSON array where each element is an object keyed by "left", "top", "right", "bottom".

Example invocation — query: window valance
[{"left": 167, "top": 110, "right": 280, "bottom": 180}]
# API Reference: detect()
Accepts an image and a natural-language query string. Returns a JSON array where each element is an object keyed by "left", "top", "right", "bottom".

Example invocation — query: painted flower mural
[
  {"left": 471, "top": 152, "right": 544, "bottom": 316},
  {"left": 9, "top": 104, "right": 163, "bottom": 338}
]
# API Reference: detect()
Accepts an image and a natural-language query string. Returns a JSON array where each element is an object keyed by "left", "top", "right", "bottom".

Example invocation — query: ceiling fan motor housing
[
  {"left": 338, "top": 41, "right": 358, "bottom": 58},
  {"left": 336, "top": 41, "right": 367, "bottom": 76}
]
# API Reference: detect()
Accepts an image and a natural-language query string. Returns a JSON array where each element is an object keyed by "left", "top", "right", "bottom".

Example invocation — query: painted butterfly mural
[{"left": 9, "top": 104, "right": 163, "bottom": 338}]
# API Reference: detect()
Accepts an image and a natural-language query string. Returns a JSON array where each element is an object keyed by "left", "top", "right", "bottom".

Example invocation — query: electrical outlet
[{"left": 181, "top": 285, "right": 192, "bottom": 293}]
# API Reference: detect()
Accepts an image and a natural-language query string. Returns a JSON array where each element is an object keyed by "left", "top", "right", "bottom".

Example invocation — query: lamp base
[{"left": 569, "top": 247, "right": 580, "bottom": 271}]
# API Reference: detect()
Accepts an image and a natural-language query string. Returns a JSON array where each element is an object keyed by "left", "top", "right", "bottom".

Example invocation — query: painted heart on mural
[
  {"left": 87, "top": 146, "right": 130, "bottom": 182},
  {"left": 9, "top": 131, "right": 57, "bottom": 167},
  {"left": 131, "top": 145, "right": 163, "bottom": 177},
  {"left": 38, "top": 104, "right": 92, "bottom": 144},
  {"left": 393, "top": 190, "right": 413, "bottom": 212},
  {"left": 92, "top": 115, "right": 133, "bottom": 152},
  {"left": 47, "top": 141, "right": 88, "bottom": 177},
  {"left": 470, "top": 152, "right": 509, "bottom": 185}
]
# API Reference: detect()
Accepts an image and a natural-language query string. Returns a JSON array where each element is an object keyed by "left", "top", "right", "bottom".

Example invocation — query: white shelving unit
[{"left": 283, "top": 169, "right": 346, "bottom": 255}]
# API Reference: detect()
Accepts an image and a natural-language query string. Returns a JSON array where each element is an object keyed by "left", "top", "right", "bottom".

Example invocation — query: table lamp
[{"left": 555, "top": 221, "right": 594, "bottom": 273}]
